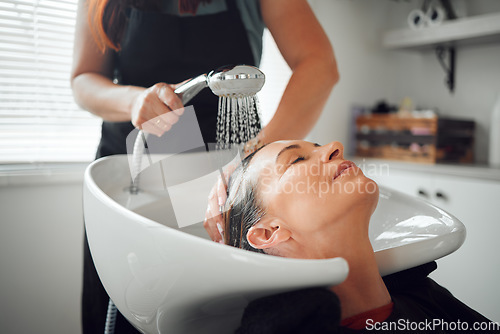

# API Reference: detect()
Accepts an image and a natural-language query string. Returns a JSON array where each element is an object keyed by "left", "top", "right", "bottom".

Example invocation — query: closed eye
[{"left": 291, "top": 156, "right": 305, "bottom": 164}]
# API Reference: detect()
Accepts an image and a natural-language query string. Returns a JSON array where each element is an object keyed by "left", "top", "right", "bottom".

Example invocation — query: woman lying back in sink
[{"left": 220, "top": 140, "right": 496, "bottom": 333}]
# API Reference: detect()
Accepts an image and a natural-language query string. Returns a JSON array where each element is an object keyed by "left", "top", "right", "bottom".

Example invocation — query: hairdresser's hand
[
  {"left": 204, "top": 164, "right": 237, "bottom": 243},
  {"left": 131, "top": 82, "right": 185, "bottom": 137}
]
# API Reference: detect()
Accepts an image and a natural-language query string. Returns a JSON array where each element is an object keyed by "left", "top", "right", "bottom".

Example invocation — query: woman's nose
[{"left": 320, "top": 141, "right": 344, "bottom": 163}]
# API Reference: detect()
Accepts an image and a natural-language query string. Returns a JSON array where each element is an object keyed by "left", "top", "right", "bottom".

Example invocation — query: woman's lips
[{"left": 333, "top": 160, "right": 356, "bottom": 180}]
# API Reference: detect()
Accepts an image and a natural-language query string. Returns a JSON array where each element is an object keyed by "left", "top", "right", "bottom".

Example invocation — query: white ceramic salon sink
[{"left": 83, "top": 152, "right": 465, "bottom": 334}]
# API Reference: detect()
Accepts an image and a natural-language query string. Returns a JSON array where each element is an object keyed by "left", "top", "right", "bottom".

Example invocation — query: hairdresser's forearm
[
  {"left": 261, "top": 57, "right": 338, "bottom": 142},
  {"left": 72, "top": 73, "right": 145, "bottom": 122}
]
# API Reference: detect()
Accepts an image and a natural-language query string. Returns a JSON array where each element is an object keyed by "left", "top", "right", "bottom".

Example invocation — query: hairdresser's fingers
[
  {"left": 138, "top": 83, "right": 189, "bottom": 137},
  {"left": 204, "top": 162, "right": 239, "bottom": 242},
  {"left": 131, "top": 87, "right": 156, "bottom": 128},
  {"left": 142, "top": 112, "right": 177, "bottom": 138},
  {"left": 131, "top": 84, "right": 175, "bottom": 133},
  {"left": 156, "top": 83, "right": 183, "bottom": 112},
  {"left": 223, "top": 163, "right": 237, "bottom": 181},
  {"left": 217, "top": 163, "right": 237, "bottom": 205},
  {"left": 204, "top": 216, "right": 222, "bottom": 243},
  {"left": 209, "top": 196, "right": 224, "bottom": 237},
  {"left": 203, "top": 206, "right": 215, "bottom": 239},
  {"left": 172, "top": 107, "right": 184, "bottom": 116},
  {"left": 216, "top": 175, "right": 227, "bottom": 207},
  {"left": 159, "top": 110, "right": 180, "bottom": 126},
  {"left": 141, "top": 116, "right": 165, "bottom": 137},
  {"left": 204, "top": 202, "right": 223, "bottom": 243},
  {"left": 207, "top": 181, "right": 224, "bottom": 241}
]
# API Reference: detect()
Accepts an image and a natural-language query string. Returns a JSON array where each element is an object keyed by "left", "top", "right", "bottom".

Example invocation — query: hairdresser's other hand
[
  {"left": 204, "top": 164, "right": 237, "bottom": 243},
  {"left": 131, "top": 82, "right": 184, "bottom": 137}
]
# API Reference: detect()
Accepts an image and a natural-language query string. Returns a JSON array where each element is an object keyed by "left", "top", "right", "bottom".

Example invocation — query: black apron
[
  {"left": 96, "top": 1, "right": 256, "bottom": 158},
  {"left": 83, "top": 2, "right": 257, "bottom": 333}
]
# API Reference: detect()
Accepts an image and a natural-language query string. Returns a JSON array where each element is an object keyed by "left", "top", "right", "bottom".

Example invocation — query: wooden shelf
[{"left": 383, "top": 12, "right": 500, "bottom": 50}]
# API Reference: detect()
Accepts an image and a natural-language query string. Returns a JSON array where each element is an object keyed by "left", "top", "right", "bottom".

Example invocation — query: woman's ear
[{"left": 246, "top": 217, "right": 291, "bottom": 250}]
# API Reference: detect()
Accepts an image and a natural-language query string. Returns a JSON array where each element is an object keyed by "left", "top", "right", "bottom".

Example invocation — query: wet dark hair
[{"left": 223, "top": 146, "right": 267, "bottom": 254}]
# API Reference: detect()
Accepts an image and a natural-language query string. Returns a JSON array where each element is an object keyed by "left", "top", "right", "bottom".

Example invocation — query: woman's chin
[
  {"left": 364, "top": 178, "right": 380, "bottom": 212},
  {"left": 340, "top": 177, "right": 379, "bottom": 221}
]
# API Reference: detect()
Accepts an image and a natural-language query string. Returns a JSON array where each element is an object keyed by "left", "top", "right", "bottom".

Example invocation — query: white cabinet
[{"left": 368, "top": 167, "right": 500, "bottom": 322}]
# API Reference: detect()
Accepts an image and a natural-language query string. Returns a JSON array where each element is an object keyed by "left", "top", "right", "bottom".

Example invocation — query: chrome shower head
[
  {"left": 174, "top": 65, "right": 265, "bottom": 104},
  {"left": 207, "top": 65, "right": 265, "bottom": 97}
]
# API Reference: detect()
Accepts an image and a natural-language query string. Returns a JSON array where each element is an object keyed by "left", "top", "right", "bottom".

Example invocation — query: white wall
[
  {"left": 0, "top": 168, "right": 85, "bottom": 334},
  {"left": 306, "top": 0, "right": 401, "bottom": 152},
  {"left": 307, "top": 0, "right": 500, "bottom": 163}
]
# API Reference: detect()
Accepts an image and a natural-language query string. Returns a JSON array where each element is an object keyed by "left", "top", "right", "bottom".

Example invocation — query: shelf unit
[
  {"left": 382, "top": 12, "right": 500, "bottom": 92},
  {"left": 382, "top": 12, "right": 500, "bottom": 50}
]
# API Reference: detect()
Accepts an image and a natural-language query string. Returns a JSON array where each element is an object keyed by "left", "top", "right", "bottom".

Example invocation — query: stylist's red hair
[
  {"left": 178, "top": 0, "right": 213, "bottom": 15},
  {"left": 87, "top": 0, "right": 213, "bottom": 52},
  {"left": 87, "top": 0, "right": 127, "bottom": 52}
]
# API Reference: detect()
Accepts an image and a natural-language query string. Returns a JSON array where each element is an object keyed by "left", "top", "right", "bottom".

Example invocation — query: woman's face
[{"left": 247, "top": 140, "right": 379, "bottom": 256}]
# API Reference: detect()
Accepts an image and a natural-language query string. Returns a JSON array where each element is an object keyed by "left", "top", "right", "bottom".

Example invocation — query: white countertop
[{"left": 351, "top": 157, "right": 500, "bottom": 182}]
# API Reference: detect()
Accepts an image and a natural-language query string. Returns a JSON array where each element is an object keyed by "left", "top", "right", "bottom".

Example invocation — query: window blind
[{"left": 0, "top": 0, "right": 101, "bottom": 163}]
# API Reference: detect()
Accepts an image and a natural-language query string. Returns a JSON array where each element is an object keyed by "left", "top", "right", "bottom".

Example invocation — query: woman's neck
[{"left": 329, "top": 235, "right": 391, "bottom": 320}]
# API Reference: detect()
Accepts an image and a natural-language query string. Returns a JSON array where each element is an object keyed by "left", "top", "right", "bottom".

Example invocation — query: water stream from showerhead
[{"left": 210, "top": 65, "right": 264, "bottom": 149}]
